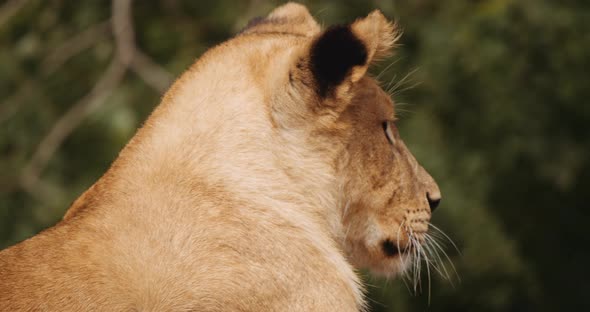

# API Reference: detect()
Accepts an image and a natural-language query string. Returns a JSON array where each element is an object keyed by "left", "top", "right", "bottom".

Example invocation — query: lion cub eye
[{"left": 382, "top": 121, "right": 395, "bottom": 145}]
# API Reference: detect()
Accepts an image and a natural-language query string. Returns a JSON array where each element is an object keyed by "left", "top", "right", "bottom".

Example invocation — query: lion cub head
[
  {"left": 157, "top": 3, "right": 441, "bottom": 279},
  {"left": 237, "top": 3, "right": 441, "bottom": 276}
]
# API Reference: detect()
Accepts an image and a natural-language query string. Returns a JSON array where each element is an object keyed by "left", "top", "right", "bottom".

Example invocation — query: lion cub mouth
[{"left": 381, "top": 239, "right": 411, "bottom": 258}]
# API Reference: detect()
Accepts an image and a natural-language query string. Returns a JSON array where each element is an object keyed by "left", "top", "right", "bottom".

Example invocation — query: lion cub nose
[{"left": 426, "top": 192, "right": 441, "bottom": 212}]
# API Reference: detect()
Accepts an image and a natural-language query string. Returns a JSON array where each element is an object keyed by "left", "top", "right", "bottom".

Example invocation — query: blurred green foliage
[{"left": 1, "top": 0, "right": 588, "bottom": 311}]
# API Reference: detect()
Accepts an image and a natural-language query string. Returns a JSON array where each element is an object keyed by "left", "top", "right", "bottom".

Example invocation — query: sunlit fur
[{"left": 0, "top": 3, "right": 448, "bottom": 311}]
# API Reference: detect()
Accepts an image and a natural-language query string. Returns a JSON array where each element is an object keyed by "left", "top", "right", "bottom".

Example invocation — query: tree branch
[
  {"left": 0, "top": 79, "right": 33, "bottom": 124},
  {"left": 0, "top": 0, "right": 28, "bottom": 27},
  {"left": 131, "top": 50, "right": 174, "bottom": 94},
  {"left": 41, "top": 21, "right": 111, "bottom": 75},
  {"left": 112, "top": 0, "right": 173, "bottom": 93},
  {"left": 19, "top": 0, "right": 135, "bottom": 198},
  {"left": 18, "top": 0, "right": 173, "bottom": 200},
  {"left": 20, "top": 58, "right": 127, "bottom": 194}
]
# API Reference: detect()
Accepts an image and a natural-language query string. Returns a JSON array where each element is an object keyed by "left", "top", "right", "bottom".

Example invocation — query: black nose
[{"left": 427, "top": 193, "right": 441, "bottom": 212}]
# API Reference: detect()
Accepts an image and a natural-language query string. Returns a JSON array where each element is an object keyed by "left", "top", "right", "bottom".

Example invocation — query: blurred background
[{"left": 1, "top": 0, "right": 588, "bottom": 311}]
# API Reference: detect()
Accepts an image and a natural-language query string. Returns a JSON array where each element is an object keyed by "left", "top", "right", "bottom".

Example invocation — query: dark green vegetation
[{"left": 1, "top": 1, "right": 588, "bottom": 311}]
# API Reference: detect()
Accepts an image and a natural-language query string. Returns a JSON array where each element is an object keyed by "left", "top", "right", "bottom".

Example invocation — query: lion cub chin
[{"left": 0, "top": 2, "right": 442, "bottom": 311}]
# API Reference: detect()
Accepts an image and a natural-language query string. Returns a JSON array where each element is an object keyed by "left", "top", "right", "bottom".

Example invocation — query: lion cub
[{"left": 0, "top": 3, "right": 441, "bottom": 311}]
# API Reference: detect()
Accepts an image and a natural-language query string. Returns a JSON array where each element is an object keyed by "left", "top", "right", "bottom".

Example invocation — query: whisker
[
  {"left": 414, "top": 236, "right": 423, "bottom": 294},
  {"left": 422, "top": 235, "right": 448, "bottom": 278},
  {"left": 388, "top": 67, "right": 419, "bottom": 94},
  {"left": 430, "top": 236, "right": 453, "bottom": 280},
  {"left": 364, "top": 295, "right": 386, "bottom": 309},
  {"left": 344, "top": 222, "right": 352, "bottom": 245},
  {"left": 341, "top": 199, "right": 351, "bottom": 219},
  {"left": 416, "top": 237, "right": 423, "bottom": 294},
  {"left": 375, "top": 58, "right": 402, "bottom": 81},
  {"left": 390, "top": 80, "right": 422, "bottom": 97},
  {"left": 409, "top": 228, "right": 421, "bottom": 294},
  {"left": 426, "top": 229, "right": 445, "bottom": 241},
  {"left": 426, "top": 231, "right": 460, "bottom": 283},
  {"left": 385, "top": 73, "right": 398, "bottom": 93},
  {"left": 405, "top": 224, "right": 416, "bottom": 293},
  {"left": 421, "top": 239, "right": 432, "bottom": 305},
  {"left": 399, "top": 221, "right": 419, "bottom": 297},
  {"left": 339, "top": 196, "right": 352, "bottom": 246},
  {"left": 396, "top": 220, "right": 407, "bottom": 269},
  {"left": 400, "top": 269, "right": 413, "bottom": 295},
  {"left": 410, "top": 233, "right": 420, "bottom": 295},
  {"left": 395, "top": 107, "right": 414, "bottom": 113},
  {"left": 428, "top": 223, "right": 461, "bottom": 255}
]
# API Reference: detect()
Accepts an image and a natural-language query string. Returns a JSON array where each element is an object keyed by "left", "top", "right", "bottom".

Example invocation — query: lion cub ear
[
  {"left": 308, "top": 10, "right": 399, "bottom": 98},
  {"left": 241, "top": 3, "right": 320, "bottom": 37}
]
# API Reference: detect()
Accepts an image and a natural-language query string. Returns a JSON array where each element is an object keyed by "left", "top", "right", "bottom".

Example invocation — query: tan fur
[{"left": 0, "top": 3, "right": 440, "bottom": 311}]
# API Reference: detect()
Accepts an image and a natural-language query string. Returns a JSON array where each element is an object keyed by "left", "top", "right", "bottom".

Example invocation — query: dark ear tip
[
  {"left": 310, "top": 25, "right": 368, "bottom": 96},
  {"left": 245, "top": 16, "right": 266, "bottom": 28}
]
